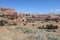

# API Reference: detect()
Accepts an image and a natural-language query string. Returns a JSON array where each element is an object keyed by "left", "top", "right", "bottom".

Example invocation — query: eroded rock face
[
  {"left": 0, "top": 8, "right": 18, "bottom": 25},
  {"left": 0, "top": 8, "right": 18, "bottom": 18},
  {"left": 0, "top": 8, "right": 60, "bottom": 26}
]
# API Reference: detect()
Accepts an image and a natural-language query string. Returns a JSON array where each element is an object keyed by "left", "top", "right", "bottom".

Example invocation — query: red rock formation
[
  {"left": 0, "top": 8, "right": 60, "bottom": 26},
  {"left": 0, "top": 8, "right": 18, "bottom": 18}
]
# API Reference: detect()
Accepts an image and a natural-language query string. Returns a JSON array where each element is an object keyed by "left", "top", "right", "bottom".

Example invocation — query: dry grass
[{"left": 0, "top": 26, "right": 60, "bottom": 40}]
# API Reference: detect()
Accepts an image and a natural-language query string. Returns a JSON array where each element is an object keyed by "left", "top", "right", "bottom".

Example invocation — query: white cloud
[
  {"left": 50, "top": 9, "right": 60, "bottom": 13},
  {"left": 55, "top": 9, "right": 60, "bottom": 12},
  {"left": 50, "top": 9, "right": 54, "bottom": 12}
]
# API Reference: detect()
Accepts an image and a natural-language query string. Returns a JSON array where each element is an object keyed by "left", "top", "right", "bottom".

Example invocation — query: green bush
[
  {"left": 32, "top": 24, "right": 35, "bottom": 26},
  {"left": 0, "top": 20, "right": 8, "bottom": 26},
  {"left": 0, "top": 20, "right": 4, "bottom": 26},
  {"left": 12, "top": 23, "right": 17, "bottom": 26},
  {"left": 46, "top": 24, "right": 58, "bottom": 29},
  {"left": 0, "top": 15, "right": 4, "bottom": 17},
  {"left": 9, "top": 23, "right": 17, "bottom": 26},
  {"left": 38, "top": 24, "right": 58, "bottom": 29}
]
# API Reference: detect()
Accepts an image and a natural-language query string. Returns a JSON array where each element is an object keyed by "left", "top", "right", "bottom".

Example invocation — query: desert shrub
[
  {"left": 19, "top": 26, "right": 37, "bottom": 34},
  {"left": 33, "top": 29, "right": 47, "bottom": 40},
  {"left": 56, "top": 20, "right": 58, "bottom": 23},
  {"left": 38, "top": 24, "right": 58, "bottom": 29},
  {"left": 0, "top": 20, "right": 4, "bottom": 26},
  {"left": 46, "top": 24, "right": 58, "bottom": 29},
  {"left": 32, "top": 24, "right": 35, "bottom": 26},
  {"left": 8, "top": 16, "right": 14, "bottom": 20},
  {"left": 27, "top": 29, "right": 54, "bottom": 40},
  {"left": 12, "top": 23, "right": 17, "bottom": 26},
  {"left": 46, "top": 29, "right": 56, "bottom": 32},
  {"left": 26, "top": 19, "right": 31, "bottom": 23},
  {"left": 46, "top": 33, "right": 59, "bottom": 40},
  {"left": 9, "top": 23, "right": 17, "bottom": 26},
  {"left": 38, "top": 24, "right": 58, "bottom": 32},
  {"left": 0, "top": 15, "right": 4, "bottom": 17},
  {"left": 23, "top": 23, "right": 26, "bottom": 26},
  {"left": 22, "top": 20, "right": 24, "bottom": 22},
  {"left": 41, "top": 21, "right": 44, "bottom": 23},
  {"left": 0, "top": 20, "right": 8, "bottom": 26}
]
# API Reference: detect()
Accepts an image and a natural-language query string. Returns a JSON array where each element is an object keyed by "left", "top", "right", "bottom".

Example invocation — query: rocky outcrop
[
  {"left": 0, "top": 8, "right": 18, "bottom": 26},
  {"left": 0, "top": 8, "right": 60, "bottom": 26},
  {"left": 0, "top": 8, "right": 18, "bottom": 18}
]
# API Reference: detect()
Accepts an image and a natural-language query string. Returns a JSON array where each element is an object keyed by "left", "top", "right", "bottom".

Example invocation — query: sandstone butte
[{"left": 0, "top": 8, "right": 60, "bottom": 27}]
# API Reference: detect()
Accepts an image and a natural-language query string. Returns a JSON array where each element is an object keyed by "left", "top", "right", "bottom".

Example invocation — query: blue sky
[{"left": 0, "top": 0, "right": 60, "bottom": 14}]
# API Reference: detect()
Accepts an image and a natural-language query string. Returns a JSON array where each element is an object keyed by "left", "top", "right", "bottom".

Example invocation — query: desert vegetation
[
  {"left": 38, "top": 24, "right": 58, "bottom": 29},
  {"left": 0, "top": 20, "right": 8, "bottom": 26},
  {"left": 0, "top": 26, "right": 60, "bottom": 40},
  {"left": 0, "top": 8, "right": 60, "bottom": 40}
]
